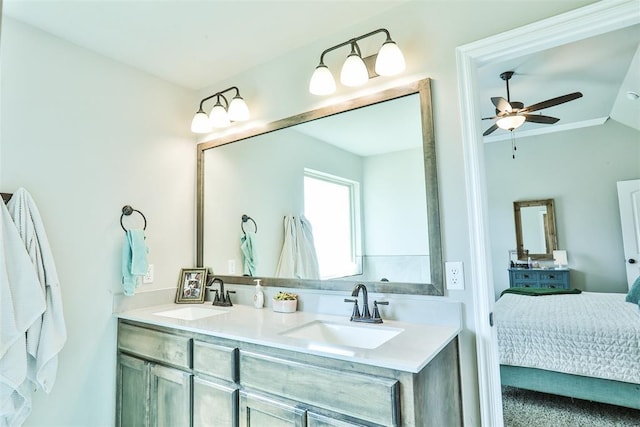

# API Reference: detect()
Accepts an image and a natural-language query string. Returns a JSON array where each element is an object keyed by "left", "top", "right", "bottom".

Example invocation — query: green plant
[{"left": 273, "top": 291, "right": 297, "bottom": 301}]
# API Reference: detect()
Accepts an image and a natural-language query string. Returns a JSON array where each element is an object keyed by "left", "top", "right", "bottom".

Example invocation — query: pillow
[{"left": 626, "top": 275, "right": 640, "bottom": 304}]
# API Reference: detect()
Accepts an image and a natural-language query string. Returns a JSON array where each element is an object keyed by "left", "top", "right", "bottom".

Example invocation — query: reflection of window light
[{"left": 304, "top": 169, "right": 360, "bottom": 279}]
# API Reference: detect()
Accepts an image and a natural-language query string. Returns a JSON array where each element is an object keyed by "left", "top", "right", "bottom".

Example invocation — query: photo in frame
[{"left": 175, "top": 268, "right": 208, "bottom": 304}]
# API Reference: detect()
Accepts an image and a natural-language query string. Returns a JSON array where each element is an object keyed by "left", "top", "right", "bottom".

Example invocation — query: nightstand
[{"left": 508, "top": 268, "right": 570, "bottom": 289}]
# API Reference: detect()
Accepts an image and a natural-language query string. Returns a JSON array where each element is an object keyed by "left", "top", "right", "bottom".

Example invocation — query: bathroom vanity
[{"left": 116, "top": 304, "right": 461, "bottom": 426}]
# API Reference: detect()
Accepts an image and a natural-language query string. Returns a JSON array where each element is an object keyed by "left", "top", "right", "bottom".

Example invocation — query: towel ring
[
  {"left": 241, "top": 214, "right": 257, "bottom": 235},
  {"left": 120, "top": 205, "right": 147, "bottom": 232}
]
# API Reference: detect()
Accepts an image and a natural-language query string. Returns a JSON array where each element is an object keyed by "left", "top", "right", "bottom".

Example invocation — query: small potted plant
[{"left": 272, "top": 291, "right": 298, "bottom": 313}]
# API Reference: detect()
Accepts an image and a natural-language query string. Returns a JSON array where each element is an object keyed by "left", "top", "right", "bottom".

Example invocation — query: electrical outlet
[
  {"left": 446, "top": 261, "right": 464, "bottom": 290},
  {"left": 143, "top": 264, "right": 154, "bottom": 284},
  {"left": 228, "top": 260, "right": 236, "bottom": 274}
]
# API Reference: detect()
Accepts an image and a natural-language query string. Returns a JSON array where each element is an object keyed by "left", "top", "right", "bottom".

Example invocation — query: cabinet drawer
[
  {"left": 513, "top": 271, "right": 536, "bottom": 280},
  {"left": 193, "top": 340, "right": 238, "bottom": 382},
  {"left": 539, "top": 272, "right": 566, "bottom": 282},
  {"left": 240, "top": 351, "right": 399, "bottom": 427},
  {"left": 118, "top": 323, "right": 191, "bottom": 370}
]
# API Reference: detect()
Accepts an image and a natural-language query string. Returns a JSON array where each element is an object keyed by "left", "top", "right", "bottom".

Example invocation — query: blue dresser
[{"left": 508, "top": 268, "right": 570, "bottom": 289}]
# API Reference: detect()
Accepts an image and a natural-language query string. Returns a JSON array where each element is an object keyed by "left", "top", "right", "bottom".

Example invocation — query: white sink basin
[
  {"left": 280, "top": 320, "right": 403, "bottom": 349},
  {"left": 153, "top": 306, "right": 228, "bottom": 321}
]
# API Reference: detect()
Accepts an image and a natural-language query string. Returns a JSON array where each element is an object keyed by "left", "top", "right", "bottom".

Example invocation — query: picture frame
[{"left": 175, "top": 268, "right": 208, "bottom": 304}]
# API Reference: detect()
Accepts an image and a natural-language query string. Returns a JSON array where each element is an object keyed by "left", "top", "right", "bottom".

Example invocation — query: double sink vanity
[{"left": 115, "top": 294, "right": 462, "bottom": 426}]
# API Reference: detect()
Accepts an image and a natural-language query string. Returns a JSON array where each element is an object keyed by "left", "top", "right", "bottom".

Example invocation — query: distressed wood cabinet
[{"left": 116, "top": 319, "right": 461, "bottom": 427}]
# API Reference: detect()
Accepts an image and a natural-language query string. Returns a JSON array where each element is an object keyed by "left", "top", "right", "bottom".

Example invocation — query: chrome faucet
[
  {"left": 207, "top": 277, "right": 235, "bottom": 307},
  {"left": 344, "top": 283, "right": 388, "bottom": 324}
]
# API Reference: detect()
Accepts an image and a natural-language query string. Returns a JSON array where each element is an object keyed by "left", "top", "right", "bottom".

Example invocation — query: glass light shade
[
  {"left": 228, "top": 96, "right": 250, "bottom": 122},
  {"left": 496, "top": 114, "right": 526, "bottom": 130},
  {"left": 209, "top": 103, "right": 231, "bottom": 128},
  {"left": 309, "top": 64, "right": 336, "bottom": 95},
  {"left": 375, "top": 41, "right": 406, "bottom": 76},
  {"left": 340, "top": 53, "right": 368, "bottom": 87},
  {"left": 190, "top": 111, "right": 211, "bottom": 133}
]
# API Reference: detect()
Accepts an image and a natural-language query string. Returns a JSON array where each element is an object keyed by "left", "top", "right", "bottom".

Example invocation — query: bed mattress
[{"left": 495, "top": 292, "right": 640, "bottom": 384}]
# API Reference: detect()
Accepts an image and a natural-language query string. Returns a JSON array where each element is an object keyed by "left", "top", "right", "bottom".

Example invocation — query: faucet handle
[
  {"left": 371, "top": 300, "right": 389, "bottom": 323},
  {"left": 225, "top": 290, "right": 236, "bottom": 306},
  {"left": 210, "top": 289, "right": 220, "bottom": 304},
  {"left": 344, "top": 298, "right": 361, "bottom": 321}
]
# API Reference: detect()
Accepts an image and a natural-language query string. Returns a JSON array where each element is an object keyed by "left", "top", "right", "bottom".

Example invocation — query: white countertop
[{"left": 116, "top": 303, "right": 460, "bottom": 373}]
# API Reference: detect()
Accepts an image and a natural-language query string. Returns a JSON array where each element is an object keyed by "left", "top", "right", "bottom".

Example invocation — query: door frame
[{"left": 455, "top": 1, "right": 640, "bottom": 425}]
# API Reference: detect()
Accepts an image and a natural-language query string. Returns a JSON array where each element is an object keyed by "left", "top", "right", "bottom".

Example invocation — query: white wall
[
  {"left": 193, "top": 2, "right": 594, "bottom": 425},
  {"left": 485, "top": 120, "right": 640, "bottom": 295},
  {"left": 0, "top": 18, "right": 195, "bottom": 426}
]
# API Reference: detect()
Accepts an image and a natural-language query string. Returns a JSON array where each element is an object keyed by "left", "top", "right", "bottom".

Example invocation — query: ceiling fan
[{"left": 482, "top": 71, "right": 583, "bottom": 136}]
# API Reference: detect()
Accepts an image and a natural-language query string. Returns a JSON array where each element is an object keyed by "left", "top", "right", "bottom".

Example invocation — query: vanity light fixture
[
  {"left": 309, "top": 28, "right": 405, "bottom": 96},
  {"left": 190, "top": 86, "right": 250, "bottom": 134}
]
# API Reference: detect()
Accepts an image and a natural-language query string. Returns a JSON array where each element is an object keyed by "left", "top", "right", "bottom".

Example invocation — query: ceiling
[
  {"left": 3, "top": 1, "right": 639, "bottom": 140},
  {"left": 2, "top": 0, "right": 409, "bottom": 91}
]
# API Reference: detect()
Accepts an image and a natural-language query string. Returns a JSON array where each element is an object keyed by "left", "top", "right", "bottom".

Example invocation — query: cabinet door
[
  {"left": 307, "top": 412, "right": 369, "bottom": 427},
  {"left": 116, "top": 354, "right": 150, "bottom": 427},
  {"left": 239, "top": 391, "right": 306, "bottom": 427},
  {"left": 149, "top": 364, "right": 192, "bottom": 427},
  {"left": 194, "top": 376, "right": 239, "bottom": 427}
]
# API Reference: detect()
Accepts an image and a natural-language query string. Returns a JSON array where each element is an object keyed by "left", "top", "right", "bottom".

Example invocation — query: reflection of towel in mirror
[
  {"left": 122, "top": 229, "right": 148, "bottom": 296},
  {"left": 6, "top": 188, "right": 67, "bottom": 396},
  {"left": 0, "top": 194, "right": 46, "bottom": 426},
  {"left": 275, "top": 215, "right": 320, "bottom": 280},
  {"left": 240, "top": 231, "right": 257, "bottom": 276}
]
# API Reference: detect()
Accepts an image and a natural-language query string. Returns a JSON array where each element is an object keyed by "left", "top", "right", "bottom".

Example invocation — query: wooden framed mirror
[
  {"left": 513, "top": 199, "right": 558, "bottom": 260},
  {"left": 196, "top": 78, "right": 444, "bottom": 295}
]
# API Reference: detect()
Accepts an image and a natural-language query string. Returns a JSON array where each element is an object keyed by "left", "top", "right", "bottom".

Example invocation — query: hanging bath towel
[
  {"left": 122, "top": 229, "right": 148, "bottom": 296},
  {"left": 7, "top": 188, "right": 67, "bottom": 395},
  {"left": 275, "top": 215, "right": 320, "bottom": 279},
  {"left": 240, "top": 231, "right": 257, "bottom": 276},
  {"left": 0, "top": 195, "right": 46, "bottom": 426}
]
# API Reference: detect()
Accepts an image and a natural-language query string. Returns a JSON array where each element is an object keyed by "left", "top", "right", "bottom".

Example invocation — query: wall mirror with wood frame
[
  {"left": 513, "top": 198, "right": 558, "bottom": 261},
  {"left": 196, "top": 79, "right": 443, "bottom": 295}
]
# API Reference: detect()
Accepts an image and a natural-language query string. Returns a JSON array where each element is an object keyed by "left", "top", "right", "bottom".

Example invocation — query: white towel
[
  {"left": 0, "top": 197, "right": 45, "bottom": 426},
  {"left": 275, "top": 215, "right": 320, "bottom": 280},
  {"left": 7, "top": 188, "right": 66, "bottom": 394}
]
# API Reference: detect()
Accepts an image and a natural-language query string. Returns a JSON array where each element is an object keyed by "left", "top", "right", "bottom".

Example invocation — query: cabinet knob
[{"left": 629, "top": 258, "right": 637, "bottom": 264}]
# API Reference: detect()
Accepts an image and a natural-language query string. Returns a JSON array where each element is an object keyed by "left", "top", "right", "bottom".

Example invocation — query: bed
[{"left": 494, "top": 291, "right": 640, "bottom": 409}]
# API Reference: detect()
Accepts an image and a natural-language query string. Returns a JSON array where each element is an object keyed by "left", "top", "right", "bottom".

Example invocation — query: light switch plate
[{"left": 143, "top": 264, "right": 154, "bottom": 284}]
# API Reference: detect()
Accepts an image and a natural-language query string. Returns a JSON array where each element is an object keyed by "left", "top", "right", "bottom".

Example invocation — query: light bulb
[
  {"left": 190, "top": 111, "right": 211, "bottom": 133},
  {"left": 228, "top": 95, "right": 250, "bottom": 122},
  {"left": 340, "top": 53, "right": 368, "bottom": 87},
  {"left": 209, "top": 102, "right": 230, "bottom": 128},
  {"left": 496, "top": 114, "right": 526, "bottom": 131},
  {"left": 375, "top": 40, "right": 406, "bottom": 76},
  {"left": 309, "top": 64, "right": 336, "bottom": 95}
]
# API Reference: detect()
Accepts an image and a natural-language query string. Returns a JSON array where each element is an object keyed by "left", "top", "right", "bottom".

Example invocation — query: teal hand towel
[
  {"left": 240, "top": 231, "right": 257, "bottom": 276},
  {"left": 122, "top": 230, "right": 148, "bottom": 296}
]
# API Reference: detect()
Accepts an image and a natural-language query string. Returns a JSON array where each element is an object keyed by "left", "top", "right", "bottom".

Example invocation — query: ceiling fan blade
[
  {"left": 491, "top": 97, "right": 512, "bottom": 113},
  {"left": 522, "top": 92, "right": 583, "bottom": 113},
  {"left": 483, "top": 123, "right": 499, "bottom": 136},
  {"left": 524, "top": 114, "right": 560, "bottom": 124}
]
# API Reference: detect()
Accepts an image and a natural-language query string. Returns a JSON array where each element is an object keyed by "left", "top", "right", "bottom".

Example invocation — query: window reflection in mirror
[{"left": 513, "top": 199, "right": 558, "bottom": 260}]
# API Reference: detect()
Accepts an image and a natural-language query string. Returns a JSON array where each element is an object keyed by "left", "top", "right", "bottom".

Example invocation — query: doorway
[{"left": 455, "top": 2, "right": 640, "bottom": 425}]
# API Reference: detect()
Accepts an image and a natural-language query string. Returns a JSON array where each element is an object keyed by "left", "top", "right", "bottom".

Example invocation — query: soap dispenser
[{"left": 253, "top": 279, "right": 264, "bottom": 308}]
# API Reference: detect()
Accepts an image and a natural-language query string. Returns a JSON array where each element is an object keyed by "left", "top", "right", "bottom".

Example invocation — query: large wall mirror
[
  {"left": 196, "top": 79, "right": 443, "bottom": 295},
  {"left": 513, "top": 199, "right": 558, "bottom": 260}
]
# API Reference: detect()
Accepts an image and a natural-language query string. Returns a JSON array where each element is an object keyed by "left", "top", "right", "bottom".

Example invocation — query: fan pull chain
[{"left": 510, "top": 131, "right": 517, "bottom": 159}]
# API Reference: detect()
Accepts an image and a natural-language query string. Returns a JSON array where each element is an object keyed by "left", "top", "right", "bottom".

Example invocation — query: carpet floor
[{"left": 502, "top": 386, "right": 640, "bottom": 427}]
